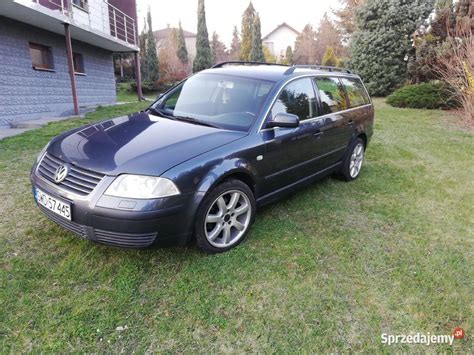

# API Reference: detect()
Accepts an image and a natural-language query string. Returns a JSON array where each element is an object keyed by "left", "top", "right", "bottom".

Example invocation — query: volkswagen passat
[{"left": 31, "top": 62, "right": 374, "bottom": 253}]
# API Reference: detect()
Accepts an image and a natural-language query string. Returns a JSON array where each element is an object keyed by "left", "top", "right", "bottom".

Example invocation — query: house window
[
  {"left": 72, "top": 0, "right": 88, "bottom": 11},
  {"left": 29, "top": 43, "right": 54, "bottom": 70},
  {"left": 73, "top": 53, "right": 85, "bottom": 74}
]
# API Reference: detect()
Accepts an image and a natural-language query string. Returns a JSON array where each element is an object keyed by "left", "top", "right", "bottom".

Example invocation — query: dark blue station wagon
[{"left": 31, "top": 62, "right": 374, "bottom": 253}]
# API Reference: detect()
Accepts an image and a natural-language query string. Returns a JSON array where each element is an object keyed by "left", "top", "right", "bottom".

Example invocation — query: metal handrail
[{"left": 31, "top": 0, "right": 137, "bottom": 46}]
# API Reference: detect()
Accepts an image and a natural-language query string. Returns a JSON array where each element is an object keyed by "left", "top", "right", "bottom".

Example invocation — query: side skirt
[{"left": 256, "top": 162, "right": 342, "bottom": 207}]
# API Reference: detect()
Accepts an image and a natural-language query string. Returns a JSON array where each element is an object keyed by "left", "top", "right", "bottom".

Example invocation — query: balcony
[{"left": 30, "top": 0, "right": 137, "bottom": 47}]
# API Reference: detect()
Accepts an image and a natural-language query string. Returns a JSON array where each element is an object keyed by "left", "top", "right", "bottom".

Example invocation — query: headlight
[
  {"left": 36, "top": 142, "right": 50, "bottom": 163},
  {"left": 104, "top": 175, "right": 180, "bottom": 199}
]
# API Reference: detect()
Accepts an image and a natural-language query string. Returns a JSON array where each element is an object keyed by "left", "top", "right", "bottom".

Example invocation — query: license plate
[{"left": 35, "top": 188, "right": 72, "bottom": 221}]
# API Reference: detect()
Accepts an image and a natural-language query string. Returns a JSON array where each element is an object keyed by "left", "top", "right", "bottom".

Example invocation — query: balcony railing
[
  {"left": 105, "top": 1, "right": 136, "bottom": 46},
  {"left": 31, "top": 0, "right": 137, "bottom": 46}
]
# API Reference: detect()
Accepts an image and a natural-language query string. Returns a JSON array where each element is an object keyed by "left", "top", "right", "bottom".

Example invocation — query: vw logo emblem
[{"left": 54, "top": 164, "right": 70, "bottom": 183}]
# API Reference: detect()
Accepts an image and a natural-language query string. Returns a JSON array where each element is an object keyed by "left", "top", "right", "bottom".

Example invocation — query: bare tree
[
  {"left": 159, "top": 31, "right": 190, "bottom": 84},
  {"left": 436, "top": 21, "right": 473, "bottom": 124}
]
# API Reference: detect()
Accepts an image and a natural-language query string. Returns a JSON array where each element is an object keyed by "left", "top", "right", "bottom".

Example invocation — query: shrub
[
  {"left": 386, "top": 82, "right": 459, "bottom": 109},
  {"left": 130, "top": 80, "right": 156, "bottom": 94}
]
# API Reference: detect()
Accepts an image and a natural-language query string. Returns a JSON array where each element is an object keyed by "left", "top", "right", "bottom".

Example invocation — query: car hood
[{"left": 48, "top": 112, "right": 247, "bottom": 176}]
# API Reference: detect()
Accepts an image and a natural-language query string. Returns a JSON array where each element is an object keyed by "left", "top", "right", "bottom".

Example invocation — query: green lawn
[
  {"left": 116, "top": 82, "right": 161, "bottom": 102},
  {"left": 0, "top": 99, "right": 472, "bottom": 352}
]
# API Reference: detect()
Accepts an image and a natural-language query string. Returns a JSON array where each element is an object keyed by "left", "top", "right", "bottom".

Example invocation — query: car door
[
  {"left": 259, "top": 77, "right": 321, "bottom": 195},
  {"left": 312, "top": 76, "right": 354, "bottom": 169}
]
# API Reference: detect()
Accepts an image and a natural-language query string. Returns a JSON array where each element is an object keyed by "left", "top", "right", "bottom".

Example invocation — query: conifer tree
[
  {"left": 193, "top": 0, "right": 212, "bottom": 72},
  {"left": 240, "top": 2, "right": 256, "bottom": 60},
  {"left": 285, "top": 46, "right": 294, "bottom": 65},
  {"left": 229, "top": 26, "right": 241, "bottom": 60},
  {"left": 249, "top": 14, "right": 265, "bottom": 62},
  {"left": 349, "top": 0, "right": 435, "bottom": 95},
  {"left": 146, "top": 7, "right": 159, "bottom": 82},
  {"left": 176, "top": 21, "right": 189, "bottom": 64},
  {"left": 322, "top": 46, "right": 339, "bottom": 66}
]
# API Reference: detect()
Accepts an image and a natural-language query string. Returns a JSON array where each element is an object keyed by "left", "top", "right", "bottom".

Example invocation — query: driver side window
[{"left": 271, "top": 78, "right": 317, "bottom": 121}]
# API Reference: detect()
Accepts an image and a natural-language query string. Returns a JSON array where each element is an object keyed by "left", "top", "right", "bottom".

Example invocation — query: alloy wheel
[
  {"left": 204, "top": 190, "right": 252, "bottom": 248},
  {"left": 349, "top": 142, "right": 364, "bottom": 178}
]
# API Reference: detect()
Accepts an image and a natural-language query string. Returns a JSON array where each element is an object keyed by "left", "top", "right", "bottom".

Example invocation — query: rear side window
[
  {"left": 340, "top": 78, "right": 370, "bottom": 108},
  {"left": 313, "top": 77, "right": 347, "bottom": 115},
  {"left": 271, "top": 78, "right": 317, "bottom": 121}
]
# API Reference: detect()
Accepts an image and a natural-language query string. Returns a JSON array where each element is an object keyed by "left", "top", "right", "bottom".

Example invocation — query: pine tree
[
  {"left": 322, "top": 46, "right": 339, "bottom": 66},
  {"left": 229, "top": 26, "right": 241, "bottom": 60},
  {"left": 240, "top": 2, "right": 256, "bottom": 61},
  {"left": 349, "top": 0, "right": 435, "bottom": 96},
  {"left": 193, "top": 0, "right": 212, "bottom": 72},
  {"left": 177, "top": 21, "right": 189, "bottom": 64},
  {"left": 294, "top": 24, "right": 318, "bottom": 64},
  {"left": 333, "top": 0, "right": 365, "bottom": 39},
  {"left": 211, "top": 32, "right": 228, "bottom": 65},
  {"left": 146, "top": 7, "right": 159, "bottom": 82},
  {"left": 249, "top": 14, "right": 265, "bottom": 62},
  {"left": 285, "top": 46, "right": 294, "bottom": 65},
  {"left": 315, "top": 13, "right": 344, "bottom": 63}
]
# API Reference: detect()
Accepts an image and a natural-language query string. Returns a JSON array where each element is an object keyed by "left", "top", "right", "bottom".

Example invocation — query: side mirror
[{"left": 267, "top": 113, "right": 299, "bottom": 129}]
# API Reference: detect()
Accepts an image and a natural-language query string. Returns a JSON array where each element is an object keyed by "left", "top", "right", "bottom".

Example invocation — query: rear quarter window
[
  {"left": 313, "top": 77, "right": 348, "bottom": 115},
  {"left": 340, "top": 78, "right": 370, "bottom": 108}
]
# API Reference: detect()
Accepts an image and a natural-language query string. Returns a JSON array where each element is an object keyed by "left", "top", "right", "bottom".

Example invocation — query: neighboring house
[
  {"left": 263, "top": 22, "right": 300, "bottom": 61},
  {"left": 153, "top": 26, "right": 197, "bottom": 61},
  {"left": 0, "top": 0, "right": 141, "bottom": 127}
]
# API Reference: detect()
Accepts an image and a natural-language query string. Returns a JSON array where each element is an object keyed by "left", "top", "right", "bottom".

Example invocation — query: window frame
[
  {"left": 72, "top": 52, "right": 86, "bottom": 75},
  {"left": 72, "top": 0, "right": 89, "bottom": 12},
  {"left": 312, "top": 76, "right": 350, "bottom": 115},
  {"left": 339, "top": 77, "right": 371, "bottom": 109},
  {"left": 29, "top": 42, "right": 54, "bottom": 71},
  {"left": 268, "top": 77, "right": 318, "bottom": 125},
  {"left": 259, "top": 74, "right": 373, "bottom": 132}
]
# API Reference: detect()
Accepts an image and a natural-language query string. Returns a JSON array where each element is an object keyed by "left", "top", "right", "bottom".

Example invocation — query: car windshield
[{"left": 151, "top": 73, "right": 275, "bottom": 131}]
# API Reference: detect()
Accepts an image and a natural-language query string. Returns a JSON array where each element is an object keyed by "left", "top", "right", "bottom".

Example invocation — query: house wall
[
  {"left": 263, "top": 27, "right": 298, "bottom": 60},
  {"left": 0, "top": 17, "right": 116, "bottom": 126},
  {"left": 185, "top": 37, "right": 197, "bottom": 61},
  {"left": 71, "top": 0, "right": 110, "bottom": 34}
]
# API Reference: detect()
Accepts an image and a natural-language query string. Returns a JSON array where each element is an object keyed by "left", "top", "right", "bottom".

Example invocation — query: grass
[
  {"left": 0, "top": 99, "right": 472, "bottom": 352},
  {"left": 116, "top": 82, "right": 161, "bottom": 103}
]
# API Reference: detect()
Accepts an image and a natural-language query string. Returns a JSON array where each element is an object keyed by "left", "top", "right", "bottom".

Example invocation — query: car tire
[
  {"left": 338, "top": 137, "right": 366, "bottom": 181},
  {"left": 194, "top": 179, "right": 256, "bottom": 253}
]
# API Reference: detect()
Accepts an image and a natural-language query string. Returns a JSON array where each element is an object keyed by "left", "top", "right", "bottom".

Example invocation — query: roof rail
[
  {"left": 284, "top": 65, "right": 353, "bottom": 75},
  {"left": 212, "top": 61, "right": 289, "bottom": 69}
]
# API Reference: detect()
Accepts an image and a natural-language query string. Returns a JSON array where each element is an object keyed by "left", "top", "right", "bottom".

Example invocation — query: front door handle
[{"left": 313, "top": 130, "right": 323, "bottom": 138}]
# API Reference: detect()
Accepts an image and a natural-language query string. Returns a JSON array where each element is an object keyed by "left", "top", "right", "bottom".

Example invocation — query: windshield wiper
[
  {"left": 174, "top": 116, "right": 219, "bottom": 128},
  {"left": 146, "top": 107, "right": 176, "bottom": 120}
]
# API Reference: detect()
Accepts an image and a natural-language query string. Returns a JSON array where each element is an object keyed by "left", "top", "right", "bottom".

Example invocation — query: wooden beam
[
  {"left": 64, "top": 23, "right": 79, "bottom": 115},
  {"left": 133, "top": 51, "right": 144, "bottom": 101}
]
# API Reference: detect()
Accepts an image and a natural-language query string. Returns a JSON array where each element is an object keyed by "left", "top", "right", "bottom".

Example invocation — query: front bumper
[{"left": 30, "top": 163, "right": 197, "bottom": 248}]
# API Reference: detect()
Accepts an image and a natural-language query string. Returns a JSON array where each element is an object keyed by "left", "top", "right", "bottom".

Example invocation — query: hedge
[{"left": 386, "top": 82, "right": 459, "bottom": 109}]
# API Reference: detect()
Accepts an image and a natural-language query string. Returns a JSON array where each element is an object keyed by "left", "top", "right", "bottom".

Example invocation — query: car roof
[{"left": 201, "top": 65, "right": 360, "bottom": 83}]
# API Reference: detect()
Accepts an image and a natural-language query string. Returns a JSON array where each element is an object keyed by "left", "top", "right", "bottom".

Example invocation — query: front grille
[
  {"left": 37, "top": 153, "right": 104, "bottom": 196},
  {"left": 94, "top": 229, "right": 157, "bottom": 248},
  {"left": 38, "top": 204, "right": 86, "bottom": 237}
]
